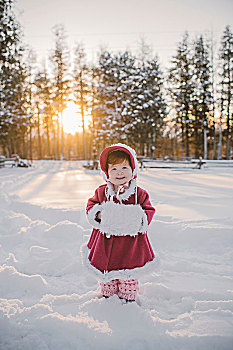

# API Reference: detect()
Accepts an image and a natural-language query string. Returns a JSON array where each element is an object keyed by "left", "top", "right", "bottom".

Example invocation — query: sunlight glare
[{"left": 62, "top": 101, "right": 83, "bottom": 134}]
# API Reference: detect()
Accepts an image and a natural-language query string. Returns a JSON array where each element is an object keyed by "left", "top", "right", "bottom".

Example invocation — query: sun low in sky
[
  {"left": 62, "top": 100, "right": 92, "bottom": 134},
  {"left": 62, "top": 101, "right": 83, "bottom": 134}
]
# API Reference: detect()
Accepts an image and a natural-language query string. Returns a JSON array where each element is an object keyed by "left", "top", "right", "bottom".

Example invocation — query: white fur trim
[
  {"left": 99, "top": 201, "right": 146, "bottom": 237},
  {"left": 81, "top": 243, "right": 160, "bottom": 283},
  {"left": 106, "top": 179, "right": 137, "bottom": 201},
  {"left": 86, "top": 203, "right": 102, "bottom": 228},
  {"left": 139, "top": 210, "right": 149, "bottom": 233}
]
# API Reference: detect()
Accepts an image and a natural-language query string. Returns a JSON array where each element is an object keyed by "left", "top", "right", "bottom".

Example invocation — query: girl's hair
[{"left": 107, "top": 150, "right": 132, "bottom": 169}]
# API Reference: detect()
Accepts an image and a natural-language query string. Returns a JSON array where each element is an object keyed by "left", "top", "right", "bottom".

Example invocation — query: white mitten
[{"left": 99, "top": 201, "right": 147, "bottom": 237}]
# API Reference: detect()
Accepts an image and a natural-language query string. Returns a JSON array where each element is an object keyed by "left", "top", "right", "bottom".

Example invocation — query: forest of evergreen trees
[{"left": 0, "top": 0, "right": 232, "bottom": 160}]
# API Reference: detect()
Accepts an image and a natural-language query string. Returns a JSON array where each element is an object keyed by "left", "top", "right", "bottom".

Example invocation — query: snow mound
[{"left": 0, "top": 265, "right": 47, "bottom": 298}]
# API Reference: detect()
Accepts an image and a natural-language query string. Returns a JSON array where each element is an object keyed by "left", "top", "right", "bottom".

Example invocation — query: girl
[{"left": 85, "top": 143, "right": 156, "bottom": 302}]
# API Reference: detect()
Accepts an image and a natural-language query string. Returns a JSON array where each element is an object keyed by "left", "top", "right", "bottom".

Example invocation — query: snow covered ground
[{"left": 0, "top": 161, "right": 233, "bottom": 350}]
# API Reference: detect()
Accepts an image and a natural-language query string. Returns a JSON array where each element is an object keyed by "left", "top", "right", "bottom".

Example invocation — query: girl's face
[{"left": 108, "top": 159, "right": 133, "bottom": 186}]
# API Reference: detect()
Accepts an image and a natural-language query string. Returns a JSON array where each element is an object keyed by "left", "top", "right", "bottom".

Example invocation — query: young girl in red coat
[{"left": 85, "top": 143, "right": 156, "bottom": 302}]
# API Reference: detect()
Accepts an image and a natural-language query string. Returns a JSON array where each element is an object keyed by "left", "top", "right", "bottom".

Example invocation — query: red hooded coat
[{"left": 85, "top": 144, "right": 156, "bottom": 282}]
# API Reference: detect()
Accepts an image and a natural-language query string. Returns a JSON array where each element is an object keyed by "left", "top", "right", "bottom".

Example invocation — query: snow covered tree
[
  {"left": 168, "top": 32, "right": 194, "bottom": 158},
  {"left": 192, "top": 35, "right": 213, "bottom": 159},
  {"left": 219, "top": 25, "right": 233, "bottom": 159},
  {"left": 124, "top": 57, "right": 167, "bottom": 156},
  {"left": 94, "top": 50, "right": 136, "bottom": 145},
  {"left": 89, "top": 64, "right": 99, "bottom": 155},
  {"left": 94, "top": 50, "right": 167, "bottom": 156},
  {"left": 0, "top": 0, "right": 28, "bottom": 156},
  {"left": 24, "top": 49, "right": 37, "bottom": 160},
  {"left": 209, "top": 32, "right": 217, "bottom": 159},
  {"left": 50, "top": 24, "right": 70, "bottom": 159},
  {"left": 73, "top": 43, "right": 90, "bottom": 159},
  {"left": 34, "top": 66, "right": 53, "bottom": 159}
]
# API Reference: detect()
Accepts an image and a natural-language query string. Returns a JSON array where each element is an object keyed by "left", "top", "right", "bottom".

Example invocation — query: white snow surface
[{"left": 0, "top": 161, "right": 233, "bottom": 350}]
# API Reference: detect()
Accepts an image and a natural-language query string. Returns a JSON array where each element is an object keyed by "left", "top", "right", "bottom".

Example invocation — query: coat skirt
[{"left": 85, "top": 182, "right": 156, "bottom": 281}]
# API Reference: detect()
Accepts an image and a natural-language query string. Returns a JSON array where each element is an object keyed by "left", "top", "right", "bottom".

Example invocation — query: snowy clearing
[{"left": 0, "top": 161, "right": 233, "bottom": 350}]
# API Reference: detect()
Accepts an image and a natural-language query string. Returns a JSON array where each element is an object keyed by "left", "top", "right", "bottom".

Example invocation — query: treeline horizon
[{"left": 0, "top": 0, "right": 232, "bottom": 161}]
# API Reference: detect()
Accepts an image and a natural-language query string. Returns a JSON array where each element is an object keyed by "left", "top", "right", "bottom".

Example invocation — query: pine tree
[
  {"left": 125, "top": 57, "right": 167, "bottom": 156},
  {"left": 111, "top": 51, "right": 137, "bottom": 143},
  {"left": 50, "top": 24, "right": 70, "bottom": 159},
  {"left": 219, "top": 25, "right": 233, "bottom": 159},
  {"left": 93, "top": 50, "right": 167, "bottom": 155},
  {"left": 0, "top": 0, "right": 28, "bottom": 156},
  {"left": 192, "top": 35, "right": 213, "bottom": 159},
  {"left": 25, "top": 49, "right": 37, "bottom": 160},
  {"left": 94, "top": 50, "right": 135, "bottom": 145},
  {"left": 89, "top": 64, "right": 99, "bottom": 156},
  {"left": 34, "top": 66, "right": 53, "bottom": 159},
  {"left": 209, "top": 32, "right": 217, "bottom": 159},
  {"left": 168, "top": 32, "right": 194, "bottom": 158},
  {"left": 73, "top": 43, "right": 90, "bottom": 159}
]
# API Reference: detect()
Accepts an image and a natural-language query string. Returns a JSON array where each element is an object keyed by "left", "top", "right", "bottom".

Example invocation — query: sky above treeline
[{"left": 16, "top": 0, "right": 233, "bottom": 67}]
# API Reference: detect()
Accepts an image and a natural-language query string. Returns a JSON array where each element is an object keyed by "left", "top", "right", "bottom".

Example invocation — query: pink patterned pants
[{"left": 100, "top": 279, "right": 139, "bottom": 301}]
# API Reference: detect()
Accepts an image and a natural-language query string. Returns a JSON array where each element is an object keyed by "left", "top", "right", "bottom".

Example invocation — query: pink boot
[
  {"left": 100, "top": 279, "right": 119, "bottom": 298},
  {"left": 118, "top": 279, "right": 139, "bottom": 301}
]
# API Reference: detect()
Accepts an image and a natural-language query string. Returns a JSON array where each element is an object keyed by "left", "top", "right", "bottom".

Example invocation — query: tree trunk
[
  {"left": 60, "top": 111, "right": 64, "bottom": 160},
  {"left": 213, "top": 121, "right": 217, "bottom": 160},
  {"left": 56, "top": 118, "right": 60, "bottom": 160},
  {"left": 46, "top": 117, "right": 51, "bottom": 157},
  {"left": 181, "top": 118, "right": 185, "bottom": 159},
  {"left": 204, "top": 123, "right": 207, "bottom": 159},
  {"left": 194, "top": 116, "right": 199, "bottom": 158},
  {"left": 217, "top": 117, "right": 222, "bottom": 160},
  {"left": 29, "top": 125, "right": 32, "bottom": 161},
  {"left": 80, "top": 72, "right": 86, "bottom": 160},
  {"left": 37, "top": 109, "right": 41, "bottom": 160},
  {"left": 226, "top": 102, "right": 230, "bottom": 159},
  {"left": 185, "top": 114, "right": 189, "bottom": 158}
]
